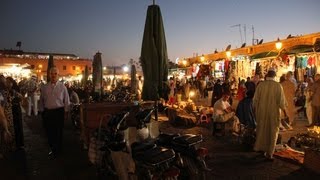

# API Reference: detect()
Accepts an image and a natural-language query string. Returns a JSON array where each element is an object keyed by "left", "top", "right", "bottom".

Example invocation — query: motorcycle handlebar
[
  {"left": 116, "top": 111, "right": 130, "bottom": 131},
  {"left": 135, "top": 107, "right": 155, "bottom": 122}
]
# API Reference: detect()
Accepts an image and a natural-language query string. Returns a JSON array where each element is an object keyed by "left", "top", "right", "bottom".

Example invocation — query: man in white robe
[{"left": 253, "top": 69, "right": 287, "bottom": 160}]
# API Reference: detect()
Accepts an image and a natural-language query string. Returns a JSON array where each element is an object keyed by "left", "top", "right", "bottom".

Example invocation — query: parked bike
[
  {"left": 131, "top": 107, "right": 181, "bottom": 179},
  {"left": 70, "top": 103, "right": 81, "bottom": 129},
  {"left": 156, "top": 133, "right": 211, "bottom": 179},
  {"left": 134, "top": 106, "right": 211, "bottom": 179},
  {"left": 95, "top": 110, "right": 130, "bottom": 179}
]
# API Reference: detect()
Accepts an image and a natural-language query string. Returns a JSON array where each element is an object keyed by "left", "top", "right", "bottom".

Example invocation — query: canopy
[
  {"left": 287, "top": 45, "right": 314, "bottom": 54},
  {"left": 140, "top": 4, "right": 168, "bottom": 101},
  {"left": 250, "top": 51, "right": 278, "bottom": 60}
]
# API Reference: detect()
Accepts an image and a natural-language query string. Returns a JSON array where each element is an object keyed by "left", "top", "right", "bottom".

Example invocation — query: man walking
[
  {"left": 39, "top": 67, "right": 70, "bottom": 159},
  {"left": 253, "top": 68, "right": 287, "bottom": 161}
]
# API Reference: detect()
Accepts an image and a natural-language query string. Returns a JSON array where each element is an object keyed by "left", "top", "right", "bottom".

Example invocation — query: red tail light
[
  {"left": 163, "top": 167, "right": 180, "bottom": 178},
  {"left": 196, "top": 147, "right": 208, "bottom": 157}
]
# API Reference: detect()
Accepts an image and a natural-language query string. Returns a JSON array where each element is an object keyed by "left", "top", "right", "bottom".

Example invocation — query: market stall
[{"left": 80, "top": 102, "right": 140, "bottom": 147}]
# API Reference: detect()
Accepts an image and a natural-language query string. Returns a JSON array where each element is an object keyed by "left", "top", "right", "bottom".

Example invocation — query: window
[
  {"left": 31, "top": 65, "right": 35, "bottom": 69},
  {"left": 63, "top": 66, "right": 66, "bottom": 70},
  {"left": 89, "top": 67, "right": 91, "bottom": 71},
  {"left": 73, "top": 66, "right": 75, "bottom": 70}
]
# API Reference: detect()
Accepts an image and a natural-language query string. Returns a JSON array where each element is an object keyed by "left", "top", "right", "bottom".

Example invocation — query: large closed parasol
[
  {"left": 131, "top": 64, "right": 137, "bottom": 95},
  {"left": 140, "top": 2, "right": 169, "bottom": 122},
  {"left": 92, "top": 52, "right": 103, "bottom": 99},
  {"left": 82, "top": 65, "right": 89, "bottom": 87},
  {"left": 140, "top": 3, "right": 168, "bottom": 101},
  {"left": 46, "top": 54, "right": 54, "bottom": 83}
]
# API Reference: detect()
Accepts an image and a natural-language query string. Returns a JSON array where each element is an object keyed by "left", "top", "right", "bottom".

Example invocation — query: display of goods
[
  {"left": 307, "top": 126, "right": 320, "bottom": 138},
  {"left": 287, "top": 133, "right": 320, "bottom": 150}
]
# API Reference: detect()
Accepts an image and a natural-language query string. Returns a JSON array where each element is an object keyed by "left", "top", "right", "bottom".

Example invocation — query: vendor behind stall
[{"left": 212, "top": 92, "right": 240, "bottom": 133}]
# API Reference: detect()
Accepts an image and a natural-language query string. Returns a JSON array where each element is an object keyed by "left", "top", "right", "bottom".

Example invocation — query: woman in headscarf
[{"left": 7, "top": 76, "right": 24, "bottom": 149}]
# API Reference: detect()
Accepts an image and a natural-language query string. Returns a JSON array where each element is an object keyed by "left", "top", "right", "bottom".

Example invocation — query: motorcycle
[
  {"left": 131, "top": 107, "right": 181, "bottom": 179},
  {"left": 156, "top": 133, "right": 211, "bottom": 179},
  {"left": 95, "top": 110, "right": 130, "bottom": 179},
  {"left": 133, "top": 106, "right": 211, "bottom": 179},
  {"left": 70, "top": 103, "right": 81, "bottom": 129}
]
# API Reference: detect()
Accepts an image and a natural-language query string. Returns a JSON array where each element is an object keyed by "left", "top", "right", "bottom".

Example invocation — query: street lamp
[
  {"left": 182, "top": 59, "right": 187, "bottom": 66},
  {"left": 123, "top": 65, "right": 129, "bottom": 72},
  {"left": 200, "top": 55, "right": 205, "bottom": 62},
  {"left": 37, "top": 64, "right": 42, "bottom": 81},
  {"left": 226, "top": 51, "right": 231, "bottom": 59},
  {"left": 275, "top": 38, "right": 282, "bottom": 51}
]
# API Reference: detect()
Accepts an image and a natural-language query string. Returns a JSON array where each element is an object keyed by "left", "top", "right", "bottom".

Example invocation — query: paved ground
[{"left": 1, "top": 103, "right": 319, "bottom": 180}]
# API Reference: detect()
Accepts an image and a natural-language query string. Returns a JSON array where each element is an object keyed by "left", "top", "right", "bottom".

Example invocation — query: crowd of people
[
  {"left": 1, "top": 66, "right": 319, "bottom": 163},
  {"left": 164, "top": 70, "right": 320, "bottom": 161},
  {"left": 0, "top": 67, "right": 77, "bottom": 160}
]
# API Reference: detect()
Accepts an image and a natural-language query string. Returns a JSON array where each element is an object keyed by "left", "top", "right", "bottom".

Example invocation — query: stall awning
[
  {"left": 250, "top": 51, "right": 278, "bottom": 59},
  {"left": 287, "top": 45, "right": 314, "bottom": 54}
]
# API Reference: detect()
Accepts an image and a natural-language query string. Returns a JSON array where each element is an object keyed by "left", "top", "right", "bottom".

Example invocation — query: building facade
[{"left": 0, "top": 50, "right": 92, "bottom": 81}]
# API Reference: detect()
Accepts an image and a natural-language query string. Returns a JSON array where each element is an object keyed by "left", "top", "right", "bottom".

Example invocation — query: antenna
[
  {"left": 230, "top": 24, "right": 243, "bottom": 45},
  {"left": 243, "top": 24, "right": 246, "bottom": 44},
  {"left": 252, "top": 25, "right": 255, "bottom": 45},
  {"left": 251, "top": 25, "right": 259, "bottom": 45}
]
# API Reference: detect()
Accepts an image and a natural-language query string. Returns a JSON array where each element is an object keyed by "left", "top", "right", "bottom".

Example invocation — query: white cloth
[
  {"left": 305, "top": 89, "right": 313, "bottom": 125},
  {"left": 39, "top": 81, "right": 70, "bottom": 111},
  {"left": 213, "top": 98, "right": 231, "bottom": 115},
  {"left": 213, "top": 98, "right": 240, "bottom": 132},
  {"left": 27, "top": 93, "right": 38, "bottom": 116},
  {"left": 253, "top": 78, "right": 287, "bottom": 156}
]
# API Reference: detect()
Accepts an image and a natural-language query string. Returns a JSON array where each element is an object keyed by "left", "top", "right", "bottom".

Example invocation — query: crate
[{"left": 303, "top": 148, "right": 320, "bottom": 174}]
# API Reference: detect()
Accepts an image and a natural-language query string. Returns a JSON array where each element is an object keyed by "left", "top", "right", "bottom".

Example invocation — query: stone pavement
[
  {"left": 1, "top": 113, "right": 96, "bottom": 180},
  {"left": 158, "top": 111, "right": 319, "bottom": 179},
  {"left": 1, "top": 106, "right": 319, "bottom": 180}
]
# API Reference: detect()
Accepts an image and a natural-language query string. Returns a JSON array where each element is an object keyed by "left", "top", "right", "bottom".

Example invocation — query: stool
[{"left": 212, "top": 121, "right": 226, "bottom": 136}]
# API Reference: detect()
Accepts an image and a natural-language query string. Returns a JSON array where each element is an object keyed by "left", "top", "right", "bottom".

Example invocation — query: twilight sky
[{"left": 1, "top": 0, "right": 319, "bottom": 66}]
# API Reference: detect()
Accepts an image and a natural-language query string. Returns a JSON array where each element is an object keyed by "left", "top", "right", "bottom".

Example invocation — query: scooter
[
  {"left": 156, "top": 133, "right": 211, "bottom": 179},
  {"left": 133, "top": 106, "right": 211, "bottom": 179},
  {"left": 131, "top": 107, "right": 181, "bottom": 179},
  {"left": 70, "top": 103, "right": 81, "bottom": 129},
  {"left": 95, "top": 110, "right": 130, "bottom": 179}
]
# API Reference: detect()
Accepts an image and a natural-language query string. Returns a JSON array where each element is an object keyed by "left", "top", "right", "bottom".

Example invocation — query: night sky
[{"left": 1, "top": 0, "right": 319, "bottom": 66}]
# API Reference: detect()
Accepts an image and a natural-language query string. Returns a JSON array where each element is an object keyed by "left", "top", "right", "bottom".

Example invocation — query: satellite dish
[
  {"left": 287, "top": 34, "right": 292, "bottom": 39},
  {"left": 225, "top": 44, "right": 231, "bottom": 51},
  {"left": 241, "top": 43, "right": 246, "bottom": 48},
  {"left": 258, "top": 39, "right": 263, "bottom": 44}
]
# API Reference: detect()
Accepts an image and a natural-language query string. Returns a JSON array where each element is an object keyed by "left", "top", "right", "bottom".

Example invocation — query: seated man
[
  {"left": 235, "top": 90, "right": 256, "bottom": 129},
  {"left": 213, "top": 92, "right": 240, "bottom": 134}
]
